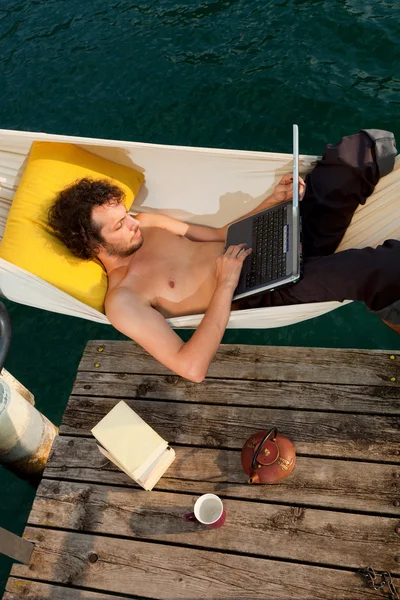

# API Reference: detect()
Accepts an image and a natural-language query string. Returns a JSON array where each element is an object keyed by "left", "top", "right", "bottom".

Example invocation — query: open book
[{"left": 91, "top": 400, "right": 175, "bottom": 491}]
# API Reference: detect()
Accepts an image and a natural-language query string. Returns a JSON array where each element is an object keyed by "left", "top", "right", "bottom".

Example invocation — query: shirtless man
[
  {"left": 49, "top": 129, "right": 400, "bottom": 381},
  {"left": 48, "top": 173, "right": 302, "bottom": 381}
]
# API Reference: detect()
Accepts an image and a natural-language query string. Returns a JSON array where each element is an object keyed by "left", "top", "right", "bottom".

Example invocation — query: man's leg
[
  {"left": 265, "top": 240, "right": 400, "bottom": 320},
  {"left": 238, "top": 238, "right": 400, "bottom": 326},
  {"left": 300, "top": 129, "right": 396, "bottom": 257},
  {"left": 237, "top": 129, "right": 398, "bottom": 323},
  {"left": 262, "top": 130, "right": 399, "bottom": 326}
]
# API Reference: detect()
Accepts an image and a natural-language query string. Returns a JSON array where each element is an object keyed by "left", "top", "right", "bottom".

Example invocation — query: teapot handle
[{"left": 251, "top": 427, "right": 278, "bottom": 471}]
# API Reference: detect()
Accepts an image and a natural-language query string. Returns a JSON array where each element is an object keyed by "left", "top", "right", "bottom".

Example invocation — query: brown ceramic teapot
[{"left": 241, "top": 427, "right": 296, "bottom": 484}]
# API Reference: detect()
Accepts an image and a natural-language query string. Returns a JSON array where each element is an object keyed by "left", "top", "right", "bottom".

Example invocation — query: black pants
[{"left": 241, "top": 129, "right": 400, "bottom": 325}]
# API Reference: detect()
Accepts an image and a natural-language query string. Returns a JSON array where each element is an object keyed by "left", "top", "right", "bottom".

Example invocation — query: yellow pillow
[{"left": 0, "top": 141, "right": 144, "bottom": 313}]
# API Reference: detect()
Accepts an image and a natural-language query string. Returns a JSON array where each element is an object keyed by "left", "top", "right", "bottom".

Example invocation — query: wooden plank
[
  {"left": 29, "top": 480, "right": 400, "bottom": 573},
  {"left": 72, "top": 372, "right": 400, "bottom": 414},
  {"left": 4, "top": 579, "right": 134, "bottom": 600},
  {"left": 44, "top": 436, "right": 400, "bottom": 515},
  {"left": 10, "top": 527, "right": 388, "bottom": 600},
  {"left": 60, "top": 397, "right": 400, "bottom": 462},
  {"left": 80, "top": 341, "right": 400, "bottom": 385}
]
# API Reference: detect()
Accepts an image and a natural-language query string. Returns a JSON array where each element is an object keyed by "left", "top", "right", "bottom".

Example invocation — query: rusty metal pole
[
  {"left": 0, "top": 302, "right": 58, "bottom": 480},
  {"left": 0, "top": 378, "right": 58, "bottom": 479}
]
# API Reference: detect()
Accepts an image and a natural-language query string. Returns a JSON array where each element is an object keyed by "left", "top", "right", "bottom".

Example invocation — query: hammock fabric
[{"left": 0, "top": 129, "right": 398, "bottom": 329}]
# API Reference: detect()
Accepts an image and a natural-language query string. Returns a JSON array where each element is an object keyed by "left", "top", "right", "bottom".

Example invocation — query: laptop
[{"left": 226, "top": 124, "right": 302, "bottom": 301}]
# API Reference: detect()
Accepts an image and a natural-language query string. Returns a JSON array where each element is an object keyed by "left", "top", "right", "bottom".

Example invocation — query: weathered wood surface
[
  {"left": 11, "top": 527, "right": 388, "bottom": 600},
  {"left": 4, "top": 579, "right": 133, "bottom": 600},
  {"left": 4, "top": 342, "right": 400, "bottom": 600},
  {"left": 80, "top": 341, "right": 400, "bottom": 385},
  {"left": 73, "top": 372, "right": 400, "bottom": 414},
  {"left": 61, "top": 396, "right": 400, "bottom": 462},
  {"left": 45, "top": 436, "right": 400, "bottom": 515},
  {"left": 29, "top": 480, "right": 400, "bottom": 573}
]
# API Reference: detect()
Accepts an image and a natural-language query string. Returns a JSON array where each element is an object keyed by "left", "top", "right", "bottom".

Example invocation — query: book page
[
  {"left": 96, "top": 444, "right": 135, "bottom": 481},
  {"left": 133, "top": 440, "right": 168, "bottom": 480},
  {"left": 140, "top": 447, "right": 176, "bottom": 491}
]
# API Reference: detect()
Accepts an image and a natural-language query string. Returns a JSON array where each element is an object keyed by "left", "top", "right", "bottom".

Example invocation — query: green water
[{"left": 1, "top": 0, "right": 400, "bottom": 593}]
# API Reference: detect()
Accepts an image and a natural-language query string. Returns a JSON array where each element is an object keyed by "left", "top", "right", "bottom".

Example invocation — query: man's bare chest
[{"left": 123, "top": 228, "right": 222, "bottom": 304}]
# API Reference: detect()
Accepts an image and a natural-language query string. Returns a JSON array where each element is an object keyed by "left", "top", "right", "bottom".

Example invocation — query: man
[{"left": 49, "top": 129, "right": 400, "bottom": 382}]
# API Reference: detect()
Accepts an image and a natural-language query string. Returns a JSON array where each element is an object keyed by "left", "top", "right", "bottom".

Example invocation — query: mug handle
[{"left": 185, "top": 512, "right": 197, "bottom": 521}]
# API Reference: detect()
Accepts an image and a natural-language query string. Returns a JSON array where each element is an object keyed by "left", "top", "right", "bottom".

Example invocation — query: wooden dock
[{"left": 3, "top": 342, "right": 400, "bottom": 600}]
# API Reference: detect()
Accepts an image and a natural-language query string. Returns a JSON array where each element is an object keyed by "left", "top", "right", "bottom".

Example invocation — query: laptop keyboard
[{"left": 245, "top": 205, "right": 288, "bottom": 289}]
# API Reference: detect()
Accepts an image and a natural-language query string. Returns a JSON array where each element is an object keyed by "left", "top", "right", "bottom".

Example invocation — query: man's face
[{"left": 92, "top": 201, "right": 143, "bottom": 257}]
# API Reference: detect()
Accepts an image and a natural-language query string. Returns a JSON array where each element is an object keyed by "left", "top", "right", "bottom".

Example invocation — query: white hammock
[{"left": 0, "top": 128, "right": 398, "bottom": 329}]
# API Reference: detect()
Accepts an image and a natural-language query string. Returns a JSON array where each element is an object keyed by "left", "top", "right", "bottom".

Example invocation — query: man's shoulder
[
  {"left": 105, "top": 283, "right": 147, "bottom": 318},
  {"left": 105, "top": 286, "right": 157, "bottom": 333},
  {"left": 106, "top": 283, "right": 145, "bottom": 308}
]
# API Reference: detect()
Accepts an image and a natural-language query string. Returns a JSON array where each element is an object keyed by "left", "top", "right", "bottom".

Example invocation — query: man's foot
[
  {"left": 361, "top": 129, "right": 396, "bottom": 178},
  {"left": 382, "top": 319, "right": 400, "bottom": 335}
]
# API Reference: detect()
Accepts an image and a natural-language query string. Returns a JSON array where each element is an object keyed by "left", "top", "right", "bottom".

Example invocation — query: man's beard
[{"left": 101, "top": 234, "right": 144, "bottom": 258}]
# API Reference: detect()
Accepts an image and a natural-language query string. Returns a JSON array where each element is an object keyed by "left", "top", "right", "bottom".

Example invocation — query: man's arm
[
  {"left": 219, "top": 174, "right": 306, "bottom": 239},
  {"left": 135, "top": 174, "right": 305, "bottom": 243},
  {"left": 135, "top": 212, "right": 226, "bottom": 242},
  {"left": 105, "top": 243, "right": 251, "bottom": 382}
]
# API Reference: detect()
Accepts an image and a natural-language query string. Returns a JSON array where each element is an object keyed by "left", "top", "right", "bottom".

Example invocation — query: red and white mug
[{"left": 185, "top": 493, "right": 226, "bottom": 529}]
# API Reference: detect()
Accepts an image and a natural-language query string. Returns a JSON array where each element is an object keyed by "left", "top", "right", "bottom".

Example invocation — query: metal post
[
  {"left": 0, "top": 301, "right": 11, "bottom": 372},
  {"left": 0, "top": 302, "right": 58, "bottom": 479},
  {"left": 0, "top": 378, "right": 58, "bottom": 478},
  {"left": 0, "top": 527, "right": 33, "bottom": 564}
]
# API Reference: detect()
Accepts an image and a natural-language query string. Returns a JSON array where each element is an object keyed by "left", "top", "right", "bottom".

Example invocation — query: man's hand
[
  {"left": 216, "top": 243, "right": 252, "bottom": 291},
  {"left": 271, "top": 174, "right": 306, "bottom": 204}
]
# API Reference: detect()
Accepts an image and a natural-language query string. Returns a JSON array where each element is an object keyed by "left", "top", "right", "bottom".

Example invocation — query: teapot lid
[
  {"left": 251, "top": 427, "right": 279, "bottom": 470},
  {"left": 253, "top": 439, "right": 280, "bottom": 466}
]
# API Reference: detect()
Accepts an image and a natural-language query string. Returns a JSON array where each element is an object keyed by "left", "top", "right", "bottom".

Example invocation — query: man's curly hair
[{"left": 48, "top": 178, "right": 125, "bottom": 260}]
